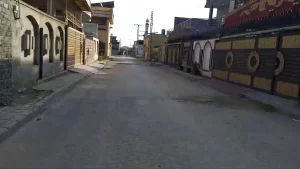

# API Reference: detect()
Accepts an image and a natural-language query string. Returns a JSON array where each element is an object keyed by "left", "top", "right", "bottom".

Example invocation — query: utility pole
[{"left": 134, "top": 24, "right": 142, "bottom": 57}]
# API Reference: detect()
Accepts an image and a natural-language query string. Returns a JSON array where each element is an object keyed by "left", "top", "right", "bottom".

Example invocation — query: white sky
[{"left": 91, "top": 0, "right": 213, "bottom": 46}]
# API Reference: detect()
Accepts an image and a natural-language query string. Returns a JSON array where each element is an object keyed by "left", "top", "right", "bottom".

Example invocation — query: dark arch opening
[
  {"left": 27, "top": 15, "right": 39, "bottom": 65},
  {"left": 45, "top": 22, "right": 54, "bottom": 63},
  {"left": 194, "top": 42, "right": 201, "bottom": 64},
  {"left": 57, "top": 26, "right": 64, "bottom": 61}
]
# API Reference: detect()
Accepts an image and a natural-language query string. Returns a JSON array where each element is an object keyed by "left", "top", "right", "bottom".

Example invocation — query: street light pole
[{"left": 134, "top": 24, "right": 142, "bottom": 57}]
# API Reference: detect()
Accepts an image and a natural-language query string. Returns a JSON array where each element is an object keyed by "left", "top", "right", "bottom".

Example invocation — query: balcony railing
[
  {"left": 167, "top": 18, "right": 223, "bottom": 39},
  {"left": 66, "top": 11, "right": 82, "bottom": 28}
]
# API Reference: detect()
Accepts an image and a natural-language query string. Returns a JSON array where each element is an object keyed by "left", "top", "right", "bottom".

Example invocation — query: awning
[
  {"left": 74, "top": 0, "right": 92, "bottom": 11},
  {"left": 224, "top": 0, "right": 300, "bottom": 28}
]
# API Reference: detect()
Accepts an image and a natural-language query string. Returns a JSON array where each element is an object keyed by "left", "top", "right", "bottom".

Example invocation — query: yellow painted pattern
[
  {"left": 232, "top": 39, "right": 255, "bottom": 49},
  {"left": 213, "top": 70, "right": 228, "bottom": 80},
  {"left": 215, "top": 41, "right": 232, "bottom": 50},
  {"left": 229, "top": 72, "right": 251, "bottom": 86},
  {"left": 258, "top": 37, "right": 277, "bottom": 49},
  {"left": 281, "top": 35, "right": 300, "bottom": 48},
  {"left": 276, "top": 81, "right": 299, "bottom": 98},
  {"left": 253, "top": 77, "right": 272, "bottom": 91}
]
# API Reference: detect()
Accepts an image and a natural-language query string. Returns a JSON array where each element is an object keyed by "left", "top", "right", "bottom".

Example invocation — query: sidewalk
[
  {"left": 0, "top": 60, "right": 109, "bottom": 142},
  {"left": 161, "top": 65, "right": 300, "bottom": 120},
  {"left": 198, "top": 75, "right": 300, "bottom": 120}
]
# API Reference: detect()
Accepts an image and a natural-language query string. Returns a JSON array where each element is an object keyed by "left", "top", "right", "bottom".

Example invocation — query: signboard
[{"left": 224, "top": 0, "right": 300, "bottom": 28}]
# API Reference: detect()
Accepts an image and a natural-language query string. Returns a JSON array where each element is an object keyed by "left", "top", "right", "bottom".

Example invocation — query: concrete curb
[
  {"left": 0, "top": 60, "right": 110, "bottom": 143},
  {"left": 99, "top": 60, "right": 110, "bottom": 69},
  {"left": 37, "top": 70, "right": 68, "bottom": 84}
]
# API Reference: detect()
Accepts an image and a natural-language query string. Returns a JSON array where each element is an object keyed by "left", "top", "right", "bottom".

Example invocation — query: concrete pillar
[
  {"left": 209, "top": 6, "right": 214, "bottom": 20},
  {"left": 47, "top": 0, "right": 53, "bottom": 16},
  {"left": 52, "top": 0, "right": 56, "bottom": 17},
  {"left": 229, "top": 0, "right": 235, "bottom": 13}
]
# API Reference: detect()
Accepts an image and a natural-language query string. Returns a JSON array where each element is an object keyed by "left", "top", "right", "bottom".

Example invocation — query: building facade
[
  {"left": 212, "top": 0, "right": 300, "bottom": 99},
  {"left": 205, "top": 0, "right": 236, "bottom": 20},
  {"left": 135, "top": 40, "right": 144, "bottom": 58},
  {"left": 8, "top": 0, "right": 91, "bottom": 89},
  {"left": 110, "top": 36, "right": 120, "bottom": 55},
  {"left": 91, "top": 1, "right": 114, "bottom": 57},
  {"left": 144, "top": 34, "right": 167, "bottom": 61},
  {"left": 165, "top": 0, "right": 300, "bottom": 100}
]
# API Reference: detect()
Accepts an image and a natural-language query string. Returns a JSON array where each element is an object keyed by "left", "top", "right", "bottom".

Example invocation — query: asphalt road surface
[{"left": 1, "top": 56, "right": 300, "bottom": 169}]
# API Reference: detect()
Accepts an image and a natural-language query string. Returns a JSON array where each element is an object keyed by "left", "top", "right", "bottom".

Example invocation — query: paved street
[{"left": 1, "top": 57, "right": 300, "bottom": 169}]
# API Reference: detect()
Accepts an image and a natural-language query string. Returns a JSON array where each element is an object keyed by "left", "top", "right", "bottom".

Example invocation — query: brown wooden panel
[
  {"left": 253, "top": 77, "right": 272, "bottom": 91},
  {"left": 281, "top": 35, "right": 300, "bottom": 49},
  {"left": 254, "top": 50, "right": 276, "bottom": 78},
  {"left": 213, "top": 70, "right": 228, "bottom": 80},
  {"left": 276, "top": 81, "right": 299, "bottom": 98},
  {"left": 257, "top": 37, "right": 277, "bottom": 49},
  {"left": 231, "top": 50, "right": 251, "bottom": 74},
  {"left": 213, "top": 51, "right": 227, "bottom": 71},
  {"left": 232, "top": 39, "right": 255, "bottom": 50},
  {"left": 68, "top": 27, "right": 84, "bottom": 67},
  {"left": 229, "top": 72, "right": 251, "bottom": 86},
  {"left": 215, "top": 41, "right": 231, "bottom": 50},
  {"left": 271, "top": 31, "right": 300, "bottom": 98},
  {"left": 276, "top": 49, "right": 300, "bottom": 84}
]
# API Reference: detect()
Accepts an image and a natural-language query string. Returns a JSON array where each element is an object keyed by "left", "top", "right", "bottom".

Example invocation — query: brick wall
[{"left": 0, "top": 0, "right": 12, "bottom": 94}]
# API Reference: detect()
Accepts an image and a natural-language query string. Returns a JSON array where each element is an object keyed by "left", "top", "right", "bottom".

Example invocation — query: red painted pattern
[{"left": 224, "top": 0, "right": 300, "bottom": 28}]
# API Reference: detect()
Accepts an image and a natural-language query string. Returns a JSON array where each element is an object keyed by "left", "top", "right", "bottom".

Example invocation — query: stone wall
[{"left": 0, "top": 0, "right": 13, "bottom": 94}]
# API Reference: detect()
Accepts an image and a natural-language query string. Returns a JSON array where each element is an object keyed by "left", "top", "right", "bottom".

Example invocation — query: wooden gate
[
  {"left": 182, "top": 41, "right": 191, "bottom": 72},
  {"left": 252, "top": 34, "right": 277, "bottom": 94},
  {"left": 274, "top": 30, "right": 300, "bottom": 99},
  {"left": 213, "top": 31, "right": 300, "bottom": 99},
  {"left": 67, "top": 27, "right": 84, "bottom": 68}
]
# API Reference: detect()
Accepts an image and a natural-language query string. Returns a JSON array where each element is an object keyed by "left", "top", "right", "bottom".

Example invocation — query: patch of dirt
[
  {"left": 242, "top": 97, "right": 279, "bottom": 113},
  {"left": 0, "top": 94, "right": 15, "bottom": 107},
  {"left": 115, "top": 62, "right": 135, "bottom": 64},
  {"left": 16, "top": 89, "right": 51, "bottom": 105},
  {"left": 1, "top": 89, "right": 52, "bottom": 107},
  {"left": 171, "top": 95, "right": 215, "bottom": 104},
  {"left": 186, "top": 77, "right": 206, "bottom": 82},
  {"left": 171, "top": 95, "right": 280, "bottom": 113}
]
